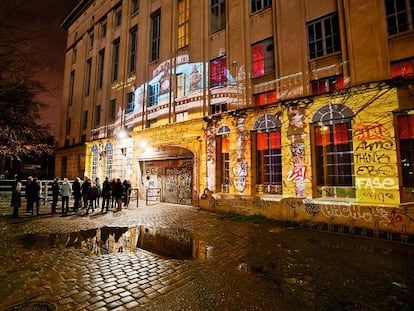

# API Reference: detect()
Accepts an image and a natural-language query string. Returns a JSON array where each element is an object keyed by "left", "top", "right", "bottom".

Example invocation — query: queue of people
[{"left": 10, "top": 176, "right": 133, "bottom": 218}]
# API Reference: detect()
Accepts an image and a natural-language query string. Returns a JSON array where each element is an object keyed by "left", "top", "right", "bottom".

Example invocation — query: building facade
[{"left": 57, "top": 0, "right": 414, "bottom": 234}]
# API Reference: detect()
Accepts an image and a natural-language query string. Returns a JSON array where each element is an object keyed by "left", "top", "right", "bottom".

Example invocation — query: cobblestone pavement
[{"left": 1, "top": 195, "right": 414, "bottom": 310}]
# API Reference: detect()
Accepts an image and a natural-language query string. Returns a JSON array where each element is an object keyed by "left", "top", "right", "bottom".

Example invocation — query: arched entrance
[{"left": 137, "top": 146, "right": 194, "bottom": 205}]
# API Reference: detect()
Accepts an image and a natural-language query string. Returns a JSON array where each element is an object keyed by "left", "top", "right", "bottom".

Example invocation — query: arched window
[
  {"left": 105, "top": 142, "right": 113, "bottom": 178},
  {"left": 253, "top": 114, "right": 282, "bottom": 194},
  {"left": 216, "top": 126, "right": 230, "bottom": 193},
  {"left": 311, "top": 104, "right": 354, "bottom": 192},
  {"left": 91, "top": 145, "right": 99, "bottom": 180}
]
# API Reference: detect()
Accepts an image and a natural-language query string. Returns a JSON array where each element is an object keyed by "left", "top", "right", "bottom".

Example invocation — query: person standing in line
[
  {"left": 32, "top": 177, "right": 41, "bottom": 216},
  {"left": 25, "top": 176, "right": 34, "bottom": 214},
  {"left": 110, "top": 178, "right": 117, "bottom": 209},
  {"left": 11, "top": 175, "right": 22, "bottom": 218},
  {"left": 51, "top": 177, "right": 60, "bottom": 214},
  {"left": 86, "top": 182, "right": 98, "bottom": 215},
  {"left": 95, "top": 177, "right": 101, "bottom": 208},
  {"left": 72, "top": 177, "right": 81, "bottom": 212},
  {"left": 123, "top": 179, "right": 132, "bottom": 207},
  {"left": 60, "top": 177, "right": 72, "bottom": 216},
  {"left": 101, "top": 177, "right": 111, "bottom": 214},
  {"left": 114, "top": 178, "right": 124, "bottom": 212},
  {"left": 81, "top": 177, "right": 91, "bottom": 210}
]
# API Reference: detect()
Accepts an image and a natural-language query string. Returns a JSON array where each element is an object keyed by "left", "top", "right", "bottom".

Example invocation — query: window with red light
[
  {"left": 210, "top": 56, "right": 227, "bottom": 87},
  {"left": 311, "top": 75, "right": 344, "bottom": 95},
  {"left": 398, "top": 114, "right": 414, "bottom": 187},
  {"left": 256, "top": 130, "right": 282, "bottom": 186},
  {"left": 254, "top": 90, "right": 277, "bottom": 107},
  {"left": 252, "top": 37, "right": 274, "bottom": 78},
  {"left": 391, "top": 59, "right": 414, "bottom": 78}
]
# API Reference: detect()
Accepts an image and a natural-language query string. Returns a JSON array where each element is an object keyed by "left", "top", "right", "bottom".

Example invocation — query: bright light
[
  {"left": 139, "top": 140, "right": 148, "bottom": 149},
  {"left": 117, "top": 129, "right": 128, "bottom": 140}
]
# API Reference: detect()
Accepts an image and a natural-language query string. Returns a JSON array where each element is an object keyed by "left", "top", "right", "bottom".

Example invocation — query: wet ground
[{"left": 0, "top": 195, "right": 413, "bottom": 310}]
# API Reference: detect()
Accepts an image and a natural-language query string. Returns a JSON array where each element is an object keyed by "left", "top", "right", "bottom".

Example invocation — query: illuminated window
[
  {"left": 210, "top": 56, "right": 227, "bottom": 87},
  {"left": 311, "top": 75, "right": 344, "bottom": 95},
  {"left": 256, "top": 131, "right": 282, "bottom": 187},
  {"left": 216, "top": 126, "right": 230, "bottom": 193},
  {"left": 176, "top": 111, "right": 188, "bottom": 122},
  {"left": 398, "top": 114, "right": 414, "bottom": 187},
  {"left": 391, "top": 59, "right": 414, "bottom": 78},
  {"left": 385, "top": 0, "right": 414, "bottom": 35},
  {"left": 177, "top": 0, "right": 189, "bottom": 49},
  {"left": 148, "top": 84, "right": 159, "bottom": 106},
  {"left": 252, "top": 38, "right": 274, "bottom": 78},
  {"left": 129, "top": 27, "right": 137, "bottom": 72},
  {"left": 125, "top": 92, "right": 135, "bottom": 114},
  {"left": 307, "top": 13, "right": 341, "bottom": 59},
  {"left": 105, "top": 142, "right": 113, "bottom": 178},
  {"left": 210, "top": 0, "right": 225, "bottom": 33},
  {"left": 151, "top": 10, "right": 161, "bottom": 61},
  {"left": 251, "top": 0, "right": 272, "bottom": 13},
  {"left": 92, "top": 145, "right": 98, "bottom": 181},
  {"left": 254, "top": 90, "right": 277, "bottom": 106},
  {"left": 314, "top": 121, "right": 353, "bottom": 186},
  {"left": 176, "top": 73, "right": 186, "bottom": 97}
]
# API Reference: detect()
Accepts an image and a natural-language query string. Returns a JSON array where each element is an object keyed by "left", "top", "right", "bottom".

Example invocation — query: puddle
[{"left": 20, "top": 226, "right": 213, "bottom": 260}]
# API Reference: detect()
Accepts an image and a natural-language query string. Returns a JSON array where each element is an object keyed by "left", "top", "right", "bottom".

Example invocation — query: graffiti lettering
[
  {"left": 354, "top": 152, "right": 390, "bottom": 164},
  {"left": 355, "top": 140, "right": 394, "bottom": 152},
  {"left": 286, "top": 166, "right": 308, "bottom": 183},
  {"left": 304, "top": 199, "right": 320, "bottom": 216},
  {"left": 354, "top": 122, "right": 390, "bottom": 142},
  {"left": 320, "top": 205, "right": 372, "bottom": 222},
  {"left": 356, "top": 177, "right": 397, "bottom": 190},
  {"left": 358, "top": 191, "right": 395, "bottom": 203},
  {"left": 355, "top": 165, "right": 396, "bottom": 176}
]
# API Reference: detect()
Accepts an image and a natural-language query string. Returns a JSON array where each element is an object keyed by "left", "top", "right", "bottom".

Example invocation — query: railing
[{"left": 146, "top": 188, "right": 161, "bottom": 206}]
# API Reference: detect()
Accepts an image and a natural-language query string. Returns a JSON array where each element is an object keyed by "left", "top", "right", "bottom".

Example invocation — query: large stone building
[{"left": 57, "top": 0, "right": 414, "bottom": 234}]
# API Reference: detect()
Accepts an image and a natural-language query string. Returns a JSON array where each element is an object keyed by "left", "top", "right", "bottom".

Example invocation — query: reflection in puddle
[{"left": 20, "top": 226, "right": 213, "bottom": 260}]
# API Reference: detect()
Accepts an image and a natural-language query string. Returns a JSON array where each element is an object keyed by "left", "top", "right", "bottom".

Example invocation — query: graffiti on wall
[
  {"left": 232, "top": 115, "right": 249, "bottom": 193},
  {"left": 353, "top": 121, "right": 399, "bottom": 204},
  {"left": 204, "top": 123, "right": 217, "bottom": 191},
  {"left": 286, "top": 106, "right": 308, "bottom": 197}
]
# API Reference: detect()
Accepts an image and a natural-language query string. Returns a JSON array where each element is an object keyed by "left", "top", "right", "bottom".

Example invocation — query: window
[
  {"left": 82, "top": 110, "right": 88, "bottom": 130},
  {"left": 254, "top": 90, "right": 277, "bottom": 106},
  {"left": 126, "top": 92, "right": 135, "bottom": 114},
  {"left": 88, "top": 30, "right": 94, "bottom": 50},
  {"left": 210, "top": 102, "right": 227, "bottom": 115},
  {"left": 391, "top": 58, "right": 414, "bottom": 78},
  {"left": 129, "top": 27, "right": 138, "bottom": 72},
  {"left": 131, "top": 0, "right": 139, "bottom": 14},
  {"left": 148, "top": 84, "right": 159, "bottom": 106},
  {"left": 100, "top": 21, "right": 107, "bottom": 38},
  {"left": 85, "top": 58, "right": 92, "bottom": 96},
  {"left": 385, "top": 0, "right": 414, "bottom": 35},
  {"left": 176, "top": 111, "right": 188, "bottom": 122},
  {"left": 256, "top": 130, "right": 282, "bottom": 189},
  {"left": 115, "top": 9, "right": 122, "bottom": 28},
  {"left": 311, "top": 75, "right": 344, "bottom": 95},
  {"left": 92, "top": 145, "right": 98, "bottom": 181},
  {"left": 109, "top": 99, "right": 116, "bottom": 121},
  {"left": 210, "top": 56, "right": 227, "bottom": 87},
  {"left": 151, "top": 11, "right": 161, "bottom": 61},
  {"left": 307, "top": 13, "right": 341, "bottom": 59},
  {"left": 398, "top": 114, "right": 414, "bottom": 187},
  {"left": 72, "top": 48, "right": 77, "bottom": 63},
  {"left": 112, "top": 39, "right": 120, "bottom": 81},
  {"left": 105, "top": 143, "right": 113, "bottom": 178},
  {"left": 314, "top": 121, "right": 353, "bottom": 186},
  {"left": 94, "top": 105, "right": 101, "bottom": 126},
  {"left": 177, "top": 0, "right": 189, "bottom": 49},
  {"left": 176, "top": 73, "right": 186, "bottom": 97},
  {"left": 252, "top": 38, "right": 275, "bottom": 78},
  {"left": 210, "top": 0, "right": 225, "bottom": 33},
  {"left": 66, "top": 118, "right": 71, "bottom": 135},
  {"left": 98, "top": 49, "right": 105, "bottom": 89},
  {"left": 69, "top": 70, "right": 75, "bottom": 106},
  {"left": 216, "top": 126, "right": 230, "bottom": 193},
  {"left": 251, "top": 0, "right": 272, "bottom": 14}
]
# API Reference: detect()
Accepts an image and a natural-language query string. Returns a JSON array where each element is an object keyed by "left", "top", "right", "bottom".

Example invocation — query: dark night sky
[{"left": 11, "top": 0, "right": 80, "bottom": 138}]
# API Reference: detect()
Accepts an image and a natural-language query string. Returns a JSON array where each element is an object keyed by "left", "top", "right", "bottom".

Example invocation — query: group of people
[
  {"left": 51, "top": 176, "right": 132, "bottom": 216},
  {"left": 11, "top": 175, "right": 132, "bottom": 218},
  {"left": 11, "top": 175, "right": 42, "bottom": 218}
]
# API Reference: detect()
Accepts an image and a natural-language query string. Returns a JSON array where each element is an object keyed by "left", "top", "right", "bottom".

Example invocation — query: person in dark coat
[
  {"left": 81, "top": 177, "right": 91, "bottom": 210},
  {"left": 110, "top": 178, "right": 117, "bottom": 209},
  {"left": 72, "top": 177, "right": 81, "bottom": 212},
  {"left": 101, "top": 177, "right": 111, "bottom": 214},
  {"left": 25, "top": 176, "right": 34, "bottom": 213},
  {"left": 86, "top": 182, "right": 98, "bottom": 215},
  {"left": 32, "top": 177, "right": 41, "bottom": 216},
  {"left": 114, "top": 178, "right": 124, "bottom": 212},
  {"left": 123, "top": 179, "right": 132, "bottom": 207},
  {"left": 51, "top": 177, "right": 60, "bottom": 214},
  {"left": 11, "top": 175, "right": 22, "bottom": 218}
]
